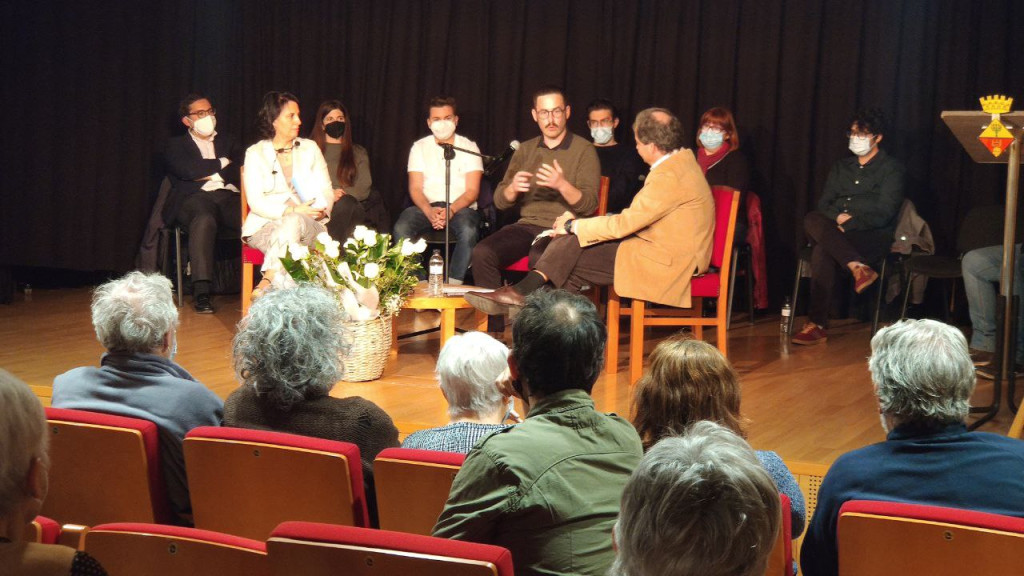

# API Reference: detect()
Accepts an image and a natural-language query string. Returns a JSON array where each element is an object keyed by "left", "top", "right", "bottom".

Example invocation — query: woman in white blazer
[{"left": 242, "top": 91, "right": 334, "bottom": 291}]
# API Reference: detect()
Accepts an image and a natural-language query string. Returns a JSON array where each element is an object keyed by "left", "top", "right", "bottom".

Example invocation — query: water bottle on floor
[
  {"left": 428, "top": 250, "right": 444, "bottom": 296},
  {"left": 780, "top": 297, "right": 791, "bottom": 334}
]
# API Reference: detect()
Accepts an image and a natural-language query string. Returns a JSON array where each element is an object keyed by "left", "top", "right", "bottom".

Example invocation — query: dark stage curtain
[{"left": 4, "top": 0, "right": 1023, "bottom": 303}]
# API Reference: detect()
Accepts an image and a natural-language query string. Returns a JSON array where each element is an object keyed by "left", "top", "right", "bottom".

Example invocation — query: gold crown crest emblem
[{"left": 979, "top": 95, "right": 1013, "bottom": 114}]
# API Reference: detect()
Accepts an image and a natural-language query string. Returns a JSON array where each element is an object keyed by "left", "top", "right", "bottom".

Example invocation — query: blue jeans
[
  {"left": 394, "top": 203, "right": 480, "bottom": 281},
  {"left": 962, "top": 244, "right": 1024, "bottom": 363}
]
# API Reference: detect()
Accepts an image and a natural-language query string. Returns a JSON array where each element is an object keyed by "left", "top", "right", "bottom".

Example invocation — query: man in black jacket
[
  {"left": 164, "top": 93, "right": 242, "bottom": 314},
  {"left": 793, "top": 108, "right": 904, "bottom": 345}
]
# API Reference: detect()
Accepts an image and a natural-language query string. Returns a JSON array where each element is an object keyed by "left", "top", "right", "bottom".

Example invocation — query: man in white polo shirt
[{"left": 394, "top": 95, "right": 483, "bottom": 284}]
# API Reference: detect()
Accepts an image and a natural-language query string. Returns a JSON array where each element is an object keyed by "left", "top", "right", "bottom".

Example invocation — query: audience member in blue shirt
[{"left": 801, "top": 319, "right": 1024, "bottom": 576}]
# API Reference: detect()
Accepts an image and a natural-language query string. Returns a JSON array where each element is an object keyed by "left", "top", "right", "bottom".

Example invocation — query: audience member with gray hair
[
  {"left": 0, "top": 369, "right": 109, "bottom": 575},
  {"left": 224, "top": 283, "right": 398, "bottom": 525},
  {"left": 402, "top": 331, "right": 517, "bottom": 453},
  {"left": 52, "top": 271, "right": 223, "bottom": 525},
  {"left": 801, "top": 319, "right": 1024, "bottom": 576},
  {"left": 611, "top": 421, "right": 781, "bottom": 576}
]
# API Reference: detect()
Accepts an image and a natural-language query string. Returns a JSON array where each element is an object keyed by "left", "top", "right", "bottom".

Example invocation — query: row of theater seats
[
  {"left": 40, "top": 407, "right": 1024, "bottom": 575},
  {"left": 28, "top": 517, "right": 513, "bottom": 575}
]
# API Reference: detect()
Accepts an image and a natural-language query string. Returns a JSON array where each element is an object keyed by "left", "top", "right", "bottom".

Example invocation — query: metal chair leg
[
  {"left": 871, "top": 258, "right": 888, "bottom": 335},
  {"left": 727, "top": 246, "right": 739, "bottom": 330},
  {"left": 900, "top": 269, "right": 914, "bottom": 320},
  {"left": 745, "top": 247, "right": 755, "bottom": 325},
  {"left": 174, "top": 228, "right": 184, "bottom": 308},
  {"left": 788, "top": 258, "right": 805, "bottom": 335}
]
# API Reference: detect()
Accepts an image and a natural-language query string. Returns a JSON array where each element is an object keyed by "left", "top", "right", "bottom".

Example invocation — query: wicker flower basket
[{"left": 341, "top": 315, "right": 393, "bottom": 382}]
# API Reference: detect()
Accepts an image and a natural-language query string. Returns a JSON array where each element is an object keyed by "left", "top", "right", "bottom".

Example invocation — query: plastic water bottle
[
  {"left": 428, "top": 250, "right": 444, "bottom": 296},
  {"left": 780, "top": 297, "right": 791, "bottom": 334},
  {"left": 24, "top": 284, "right": 32, "bottom": 302}
]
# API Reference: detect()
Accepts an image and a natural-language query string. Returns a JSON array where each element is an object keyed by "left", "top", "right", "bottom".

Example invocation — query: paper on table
[{"left": 443, "top": 286, "right": 493, "bottom": 296}]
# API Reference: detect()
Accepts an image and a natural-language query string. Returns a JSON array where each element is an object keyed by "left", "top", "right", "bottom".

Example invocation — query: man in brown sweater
[
  {"left": 465, "top": 108, "right": 714, "bottom": 316},
  {"left": 470, "top": 85, "right": 601, "bottom": 294}
]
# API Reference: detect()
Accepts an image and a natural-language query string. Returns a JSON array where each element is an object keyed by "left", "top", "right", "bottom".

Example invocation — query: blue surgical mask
[
  {"left": 699, "top": 129, "right": 725, "bottom": 150},
  {"left": 591, "top": 126, "right": 614, "bottom": 145}
]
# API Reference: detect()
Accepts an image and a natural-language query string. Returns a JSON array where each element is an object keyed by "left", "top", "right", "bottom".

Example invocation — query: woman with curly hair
[
  {"left": 224, "top": 283, "right": 399, "bottom": 524},
  {"left": 632, "top": 335, "right": 805, "bottom": 538}
]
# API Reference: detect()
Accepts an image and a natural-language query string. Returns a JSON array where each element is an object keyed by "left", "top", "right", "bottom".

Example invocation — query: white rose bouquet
[{"left": 280, "top": 226, "right": 427, "bottom": 319}]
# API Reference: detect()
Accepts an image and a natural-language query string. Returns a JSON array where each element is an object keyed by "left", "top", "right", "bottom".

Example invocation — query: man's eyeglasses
[
  {"left": 536, "top": 108, "right": 566, "bottom": 120},
  {"left": 189, "top": 108, "right": 217, "bottom": 119},
  {"left": 846, "top": 130, "right": 874, "bottom": 139},
  {"left": 587, "top": 119, "right": 614, "bottom": 128}
]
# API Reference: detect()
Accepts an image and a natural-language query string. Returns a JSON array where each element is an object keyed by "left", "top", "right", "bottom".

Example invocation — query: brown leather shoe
[
  {"left": 792, "top": 322, "right": 827, "bottom": 345},
  {"left": 852, "top": 265, "right": 879, "bottom": 294},
  {"left": 464, "top": 286, "right": 526, "bottom": 316}
]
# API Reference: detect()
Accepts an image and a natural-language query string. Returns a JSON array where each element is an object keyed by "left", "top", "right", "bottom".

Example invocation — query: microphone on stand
[{"left": 484, "top": 140, "right": 520, "bottom": 176}]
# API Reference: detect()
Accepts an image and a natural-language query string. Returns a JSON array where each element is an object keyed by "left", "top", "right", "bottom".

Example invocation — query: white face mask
[
  {"left": 430, "top": 119, "right": 456, "bottom": 141},
  {"left": 590, "top": 126, "right": 614, "bottom": 145},
  {"left": 191, "top": 115, "right": 216, "bottom": 137},
  {"left": 849, "top": 135, "right": 874, "bottom": 156}
]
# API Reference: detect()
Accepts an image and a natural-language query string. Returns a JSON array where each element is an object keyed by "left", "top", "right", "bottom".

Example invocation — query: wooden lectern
[{"left": 941, "top": 110, "right": 1024, "bottom": 428}]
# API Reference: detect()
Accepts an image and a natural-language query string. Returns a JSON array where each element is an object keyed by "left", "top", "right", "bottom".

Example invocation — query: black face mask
[{"left": 324, "top": 121, "right": 346, "bottom": 139}]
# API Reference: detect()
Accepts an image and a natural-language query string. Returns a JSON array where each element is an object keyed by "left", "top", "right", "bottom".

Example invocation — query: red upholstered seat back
[
  {"left": 42, "top": 407, "right": 172, "bottom": 526},
  {"left": 840, "top": 499, "right": 1024, "bottom": 533},
  {"left": 27, "top": 516, "right": 61, "bottom": 544},
  {"left": 243, "top": 245, "right": 265, "bottom": 265},
  {"left": 268, "top": 521, "right": 515, "bottom": 576},
  {"left": 710, "top": 186, "right": 738, "bottom": 269}
]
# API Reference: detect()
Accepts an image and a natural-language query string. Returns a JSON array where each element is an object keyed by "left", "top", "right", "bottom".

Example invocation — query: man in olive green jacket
[{"left": 433, "top": 290, "right": 643, "bottom": 576}]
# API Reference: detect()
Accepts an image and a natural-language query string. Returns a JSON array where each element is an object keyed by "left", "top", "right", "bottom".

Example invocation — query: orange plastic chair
[
  {"left": 84, "top": 523, "right": 269, "bottom": 576},
  {"left": 42, "top": 407, "right": 172, "bottom": 528},
  {"left": 184, "top": 426, "right": 369, "bottom": 541},
  {"left": 373, "top": 448, "right": 465, "bottom": 535},
  {"left": 837, "top": 499, "right": 1024, "bottom": 575}
]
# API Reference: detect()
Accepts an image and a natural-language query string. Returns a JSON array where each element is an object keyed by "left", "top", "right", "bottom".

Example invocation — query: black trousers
[
  {"left": 326, "top": 194, "right": 366, "bottom": 243},
  {"left": 804, "top": 211, "right": 891, "bottom": 327},
  {"left": 174, "top": 189, "right": 241, "bottom": 288},
  {"left": 470, "top": 223, "right": 547, "bottom": 288}
]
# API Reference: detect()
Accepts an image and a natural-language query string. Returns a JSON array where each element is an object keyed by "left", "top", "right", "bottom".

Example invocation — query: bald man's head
[{"left": 633, "top": 108, "right": 685, "bottom": 159}]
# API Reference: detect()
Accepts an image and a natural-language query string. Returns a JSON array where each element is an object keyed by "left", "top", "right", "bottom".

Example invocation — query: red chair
[
  {"left": 83, "top": 523, "right": 269, "bottom": 576},
  {"left": 184, "top": 427, "right": 369, "bottom": 540},
  {"left": 373, "top": 448, "right": 465, "bottom": 535},
  {"left": 267, "top": 521, "right": 515, "bottom": 576},
  {"left": 25, "top": 516, "right": 61, "bottom": 544},
  {"left": 837, "top": 500, "right": 1024, "bottom": 575},
  {"left": 42, "top": 407, "right": 172, "bottom": 528},
  {"left": 605, "top": 186, "right": 740, "bottom": 383},
  {"left": 763, "top": 493, "right": 793, "bottom": 576},
  {"left": 240, "top": 166, "right": 265, "bottom": 317}
]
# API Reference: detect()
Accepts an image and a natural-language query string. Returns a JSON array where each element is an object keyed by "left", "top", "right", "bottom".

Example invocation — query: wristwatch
[{"left": 564, "top": 219, "right": 575, "bottom": 234}]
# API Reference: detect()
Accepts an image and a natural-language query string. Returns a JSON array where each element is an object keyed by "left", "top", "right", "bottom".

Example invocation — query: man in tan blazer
[{"left": 465, "top": 108, "right": 715, "bottom": 315}]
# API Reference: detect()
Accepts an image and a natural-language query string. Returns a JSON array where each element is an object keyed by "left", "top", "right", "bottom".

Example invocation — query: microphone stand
[{"left": 438, "top": 142, "right": 496, "bottom": 285}]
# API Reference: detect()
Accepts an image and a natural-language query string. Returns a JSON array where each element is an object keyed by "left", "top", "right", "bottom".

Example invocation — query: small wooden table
[{"left": 393, "top": 283, "right": 488, "bottom": 352}]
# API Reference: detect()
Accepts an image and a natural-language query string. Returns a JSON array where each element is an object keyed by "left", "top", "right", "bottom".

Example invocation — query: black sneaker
[{"left": 194, "top": 293, "right": 214, "bottom": 314}]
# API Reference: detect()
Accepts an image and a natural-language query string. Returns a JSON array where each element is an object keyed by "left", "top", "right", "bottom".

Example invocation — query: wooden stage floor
[{"left": 2, "top": 287, "right": 1019, "bottom": 468}]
